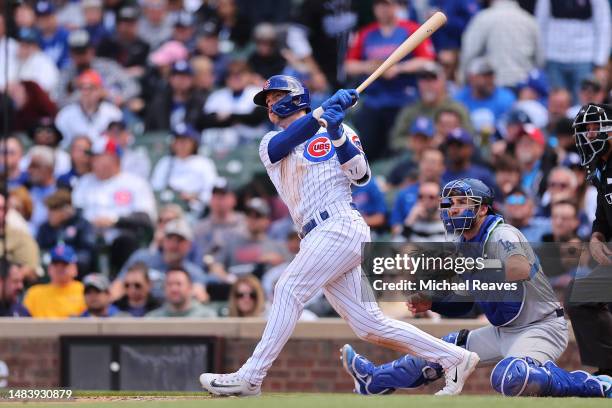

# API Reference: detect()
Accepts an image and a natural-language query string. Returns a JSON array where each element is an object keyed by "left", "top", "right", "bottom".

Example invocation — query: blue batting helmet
[
  {"left": 439, "top": 178, "right": 495, "bottom": 235},
  {"left": 253, "top": 75, "right": 311, "bottom": 118}
]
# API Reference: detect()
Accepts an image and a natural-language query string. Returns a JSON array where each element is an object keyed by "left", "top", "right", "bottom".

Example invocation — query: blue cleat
[{"left": 596, "top": 375, "right": 612, "bottom": 398}]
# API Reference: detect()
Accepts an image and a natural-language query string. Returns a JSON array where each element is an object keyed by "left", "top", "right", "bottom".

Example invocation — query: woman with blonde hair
[{"left": 228, "top": 275, "right": 265, "bottom": 318}]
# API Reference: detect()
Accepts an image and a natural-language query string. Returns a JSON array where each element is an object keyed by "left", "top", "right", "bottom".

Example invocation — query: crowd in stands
[{"left": 0, "top": 0, "right": 610, "bottom": 319}]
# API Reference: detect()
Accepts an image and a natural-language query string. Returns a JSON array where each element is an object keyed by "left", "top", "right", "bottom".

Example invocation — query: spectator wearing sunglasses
[
  {"left": 113, "top": 262, "right": 160, "bottom": 317},
  {"left": 400, "top": 181, "right": 446, "bottom": 242},
  {"left": 228, "top": 274, "right": 265, "bottom": 318},
  {"left": 502, "top": 187, "right": 551, "bottom": 243}
]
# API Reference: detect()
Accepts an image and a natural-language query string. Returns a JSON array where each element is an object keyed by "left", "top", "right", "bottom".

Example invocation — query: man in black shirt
[{"left": 567, "top": 103, "right": 612, "bottom": 377}]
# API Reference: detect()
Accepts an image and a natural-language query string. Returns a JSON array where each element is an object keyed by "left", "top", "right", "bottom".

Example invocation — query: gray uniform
[{"left": 465, "top": 224, "right": 569, "bottom": 365}]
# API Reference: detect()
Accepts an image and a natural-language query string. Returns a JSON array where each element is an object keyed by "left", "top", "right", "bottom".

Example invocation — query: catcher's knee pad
[
  {"left": 372, "top": 355, "right": 443, "bottom": 390},
  {"left": 491, "top": 357, "right": 549, "bottom": 396},
  {"left": 491, "top": 357, "right": 606, "bottom": 397}
]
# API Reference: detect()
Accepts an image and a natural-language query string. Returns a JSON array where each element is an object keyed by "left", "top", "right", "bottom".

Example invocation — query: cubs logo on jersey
[
  {"left": 351, "top": 134, "right": 364, "bottom": 152},
  {"left": 303, "top": 134, "right": 335, "bottom": 162}
]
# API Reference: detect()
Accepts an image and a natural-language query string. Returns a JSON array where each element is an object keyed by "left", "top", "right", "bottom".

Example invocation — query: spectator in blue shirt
[
  {"left": 453, "top": 57, "right": 516, "bottom": 133},
  {"left": 429, "top": 0, "right": 480, "bottom": 51},
  {"left": 387, "top": 116, "right": 435, "bottom": 187},
  {"left": 352, "top": 178, "right": 387, "bottom": 230},
  {"left": 441, "top": 128, "right": 496, "bottom": 189},
  {"left": 35, "top": 1, "right": 71, "bottom": 69},
  {"left": 390, "top": 148, "right": 445, "bottom": 234},
  {"left": 82, "top": 0, "right": 112, "bottom": 48}
]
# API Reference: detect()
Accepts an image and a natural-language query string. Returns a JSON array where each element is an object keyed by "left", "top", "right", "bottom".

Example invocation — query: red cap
[
  {"left": 77, "top": 69, "right": 103, "bottom": 88},
  {"left": 521, "top": 124, "right": 545, "bottom": 147}
]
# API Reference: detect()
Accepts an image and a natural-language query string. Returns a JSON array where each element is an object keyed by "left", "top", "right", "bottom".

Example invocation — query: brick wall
[{"left": 0, "top": 324, "right": 583, "bottom": 393}]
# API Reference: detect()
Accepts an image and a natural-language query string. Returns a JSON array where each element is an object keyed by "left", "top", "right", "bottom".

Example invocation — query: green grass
[{"left": 1, "top": 393, "right": 610, "bottom": 408}]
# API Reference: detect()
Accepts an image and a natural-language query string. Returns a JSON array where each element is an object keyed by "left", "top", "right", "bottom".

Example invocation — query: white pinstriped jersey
[{"left": 259, "top": 123, "right": 366, "bottom": 229}]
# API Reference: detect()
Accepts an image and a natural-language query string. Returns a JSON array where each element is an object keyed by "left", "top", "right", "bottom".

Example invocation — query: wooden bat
[{"left": 317, "top": 11, "right": 447, "bottom": 128}]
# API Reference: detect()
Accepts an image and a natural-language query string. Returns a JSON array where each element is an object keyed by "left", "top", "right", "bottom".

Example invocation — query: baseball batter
[
  {"left": 341, "top": 178, "right": 612, "bottom": 398},
  {"left": 199, "top": 75, "right": 479, "bottom": 396}
]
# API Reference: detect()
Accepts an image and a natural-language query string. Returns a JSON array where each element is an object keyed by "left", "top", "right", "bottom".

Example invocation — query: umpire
[{"left": 568, "top": 103, "right": 612, "bottom": 376}]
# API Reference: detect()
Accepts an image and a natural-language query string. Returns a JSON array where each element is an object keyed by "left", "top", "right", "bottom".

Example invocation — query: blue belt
[{"left": 300, "top": 203, "right": 357, "bottom": 239}]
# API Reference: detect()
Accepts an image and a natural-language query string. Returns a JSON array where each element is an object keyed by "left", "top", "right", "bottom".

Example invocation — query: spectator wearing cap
[
  {"left": 390, "top": 61, "right": 470, "bottom": 152},
  {"left": 138, "top": 0, "right": 174, "bottom": 50},
  {"left": 193, "top": 22, "right": 229, "bottom": 87},
  {"left": 441, "top": 128, "right": 496, "bottom": 188},
  {"left": 72, "top": 136, "right": 156, "bottom": 273},
  {"left": 387, "top": 117, "right": 435, "bottom": 188},
  {"left": 502, "top": 187, "right": 550, "bottom": 242},
  {"left": 112, "top": 218, "right": 208, "bottom": 302},
  {"left": 151, "top": 123, "right": 218, "bottom": 212},
  {"left": 55, "top": 29, "right": 140, "bottom": 108},
  {"left": 536, "top": 0, "right": 610, "bottom": 102},
  {"left": 566, "top": 77, "right": 607, "bottom": 119},
  {"left": 515, "top": 124, "right": 550, "bottom": 197},
  {"left": 171, "top": 11, "right": 196, "bottom": 50},
  {"left": 37, "top": 189, "right": 97, "bottom": 279},
  {"left": 460, "top": 0, "right": 542, "bottom": 88},
  {"left": 23, "top": 244, "right": 86, "bottom": 318},
  {"left": 352, "top": 178, "right": 387, "bottom": 231},
  {"left": 516, "top": 69, "right": 549, "bottom": 107},
  {"left": 25, "top": 146, "right": 57, "bottom": 236},
  {"left": 0, "top": 261, "right": 30, "bottom": 317},
  {"left": 345, "top": 0, "right": 436, "bottom": 161},
  {"left": 453, "top": 57, "right": 516, "bottom": 134},
  {"left": 150, "top": 204, "right": 184, "bottom": 252},
  {"left": 19, "top": 118, "right": 70, "bottom": 178},
  {"left": 200, "top": 60, "right": 267, "bottom": 151},
  {"left": 248, "top": 23, "right": 286, "bottom": 82},
  {"left": 104, "top": 120, "right": 151, "bottom": 179},
  {"left": 80, "top": 273, "right": 121, "bottom": 317},
  {"left": 0, "top": 194, "right": 40, "bottom": 282},
  {"left": 491, "top": 108, "right": 533, "bottom": 161},
  {"left": 55, "top": 69, "right": 122, "bottom": 148},
  {"left": 82, "top": 0, "right": 111, "bottom": 48},
  {"left": 146, "top": 268, "right": 217, "bottom": 318},
  {"left": 208, "top": 198, "right": 289, "bottom": 284},
  {"left": 57, "top": 136, "right": 93, "bottom": 190},
  {"left": 14, "top": 27, "right": 59, "bottom": 94},
  {"left": 0, "top": 79, "right": 58, "bottom": 135},
  {"left": 141, "top": 40, "right": 189, "bottom": 102},
  {"left": 113, "top": 262, "right": 161, "bottom": 317},
  {"left": 145, "top": 60, "right": 205, "bottom": 131},
  {"left": 190, "top": 179, "right": 247, "bottom": 268},
  {"left": 34, "top": 1, "right": 71, "bottom": 69},
  {"left": 96, "top": 6, "right": 150, "bottom": 75}
]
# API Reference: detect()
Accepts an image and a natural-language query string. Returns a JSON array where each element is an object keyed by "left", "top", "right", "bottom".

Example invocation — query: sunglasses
[
  {"left": 505, "top": 194, "right": 527, "bottom": 206},
  {"left": 124, "top": 282, "right": 143, "bottom": 290},
  {"left": 548, "top": 182, "right": 569, "bottom": 189},
  {"left": 236, "top": 291, "right": 256, "bottom": 300},
  {"left": 418, "top": 194, "right": 438, "bottom": 200}
]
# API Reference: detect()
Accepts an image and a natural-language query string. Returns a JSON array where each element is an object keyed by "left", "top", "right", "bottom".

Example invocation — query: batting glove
[
  {"left": 320, "top": 104, "right": 344, "bottom": 140},
  {"left": 322, "top": 89, "right": 359, "bottom": 111}
]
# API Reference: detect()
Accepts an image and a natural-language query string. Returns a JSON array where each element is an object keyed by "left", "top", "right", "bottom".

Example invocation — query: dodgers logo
[{"left": 303, "top": 134, "right": 335, "bottom": 162}]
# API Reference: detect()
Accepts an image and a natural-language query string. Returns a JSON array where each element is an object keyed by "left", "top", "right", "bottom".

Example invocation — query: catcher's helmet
[
  {"left": 439, "top": 178, "right": 495, "bottom": 235},
  {"left": 253, "top": 75, "right": 311, "bottom": 118},
  {"left": 573, "top": 103, "right": 612, "bottom": 178}
]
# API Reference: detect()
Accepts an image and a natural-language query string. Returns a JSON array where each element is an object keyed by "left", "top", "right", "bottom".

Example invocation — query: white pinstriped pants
[{"left": 237, "top": 209, "right": 468, "bottom": 385}]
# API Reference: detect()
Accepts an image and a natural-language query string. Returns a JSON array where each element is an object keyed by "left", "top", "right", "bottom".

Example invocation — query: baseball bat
[{"left": 317, "top": 11, "right": 447, "bottom": 128}]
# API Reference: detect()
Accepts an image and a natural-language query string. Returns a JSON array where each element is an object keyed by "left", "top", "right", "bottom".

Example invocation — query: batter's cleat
[
  {"left": 340, "top": 344, "right": 372, "bottom": 395},
  {"left": 435, "top": 351, "right": 480, "bottom": 396},
  {"left": 596, "top": 375, "right": 612, "bottom": 398},
  {"left": 199, "top": 372, "right": 261, "bottom": 397}
]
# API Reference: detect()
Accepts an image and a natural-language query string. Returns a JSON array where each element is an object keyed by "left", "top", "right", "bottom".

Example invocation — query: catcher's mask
[
  {"left": 439, "top": 178, "right": 494, "bottom": 237},
  {"left": 573, "top": 103, "right": 612, "bottom": 180}
]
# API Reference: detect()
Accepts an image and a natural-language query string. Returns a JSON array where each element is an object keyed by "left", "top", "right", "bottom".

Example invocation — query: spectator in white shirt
[
  {"left": 15, "top": 28, "right": 59, "bottom": 96},
  {"left": 20, "top": 117, "right": 71, "bottom": 178},
  {"left": 55, "top": 69, "right": 122, "bottom": 148},
  {"left": 0, "top": 14, "right": 18, "bottom": 90},
  {"left": 72, "top": 137, "right": 156, "bottom": 273},
  {"left": 104, "top": 120, "right": 151, "bottom": 179},
  {"left": 151, "top": 123, "right": 217, "bottom": 215}
]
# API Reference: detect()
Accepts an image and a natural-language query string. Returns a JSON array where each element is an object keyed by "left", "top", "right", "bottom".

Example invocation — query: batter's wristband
[
  {"left": 312, "top": 107, "right": 324, "bottom": 121},
  {"left": 331, "top": 131, "right": 347, "bottom": 147}
]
